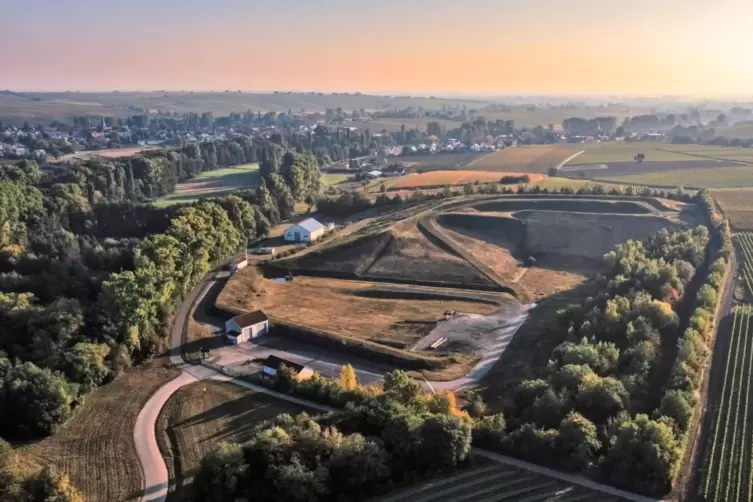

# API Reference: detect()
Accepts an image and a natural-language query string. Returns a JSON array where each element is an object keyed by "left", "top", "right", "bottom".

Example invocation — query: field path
[
  {"left": 134, "top": 267, "right": 334, "bottom": 502},
  {"left": 556, "top": 149, "right": 585, "bottom": 169}
]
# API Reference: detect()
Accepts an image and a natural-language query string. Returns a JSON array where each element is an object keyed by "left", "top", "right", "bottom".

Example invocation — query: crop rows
[
  {"left": 379, "top": 463, "right": 623, "bottom": 502},
  {"left": 735, "top": 232, "right": 753, "bottom": 297},
  {"left": 699, "top": 305, "right": 753, "bottom": 502},
  {"left": 532, "top": 177, "right": 649, "bottom": 193}
]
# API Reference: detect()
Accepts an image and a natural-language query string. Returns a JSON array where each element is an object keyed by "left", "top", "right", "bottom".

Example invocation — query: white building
[
  {"left": 224, "top": 310, "right": 269, "bottom": 344},
  {"left": 284, "top": 217, "right": 327, "bottom": 243},
  {"left": 366, "top": 170, "right": 382, "bottom": 180}
]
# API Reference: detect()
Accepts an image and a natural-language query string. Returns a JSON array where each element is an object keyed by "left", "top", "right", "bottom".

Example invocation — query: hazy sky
[{"left": 2, "top": 0, "right": 752, "bottom": 96}]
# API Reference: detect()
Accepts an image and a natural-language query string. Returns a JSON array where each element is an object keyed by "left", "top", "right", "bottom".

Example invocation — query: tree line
[
  {"left": 194, "top": 368, "right": 475, "bottom": 502},
  {"left": 0, "top": 142, "right": 318, "bottom": 443}
]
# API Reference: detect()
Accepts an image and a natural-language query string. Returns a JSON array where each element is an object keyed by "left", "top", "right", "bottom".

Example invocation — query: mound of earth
[
  {"left": 517, "top": 211, "right": 685, "bottom": 259},
  {"left": 275, "top": 232, "right": 389, "bottom": 275},
  {"left": 363, "top": 222, "right": 494, "bottom": 287},
  {"left": 470, "top": 198, "right": 656, "bottom": 214}
]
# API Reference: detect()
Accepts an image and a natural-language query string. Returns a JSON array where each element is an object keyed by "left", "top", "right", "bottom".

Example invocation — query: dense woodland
[{"left": 0, "top": 137, "right": 319, "bottom": 496}]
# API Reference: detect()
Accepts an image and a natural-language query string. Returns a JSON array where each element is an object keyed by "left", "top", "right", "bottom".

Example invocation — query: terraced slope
[{"left": 376, "top": 464, "right": 626, "bottom": 502}]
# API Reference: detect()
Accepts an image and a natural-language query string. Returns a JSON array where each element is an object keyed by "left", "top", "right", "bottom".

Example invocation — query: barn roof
[
  {"left": 262, "top": 355, "right": 306, "bottom": 374},
  {"left": 292, "top": 217, "right": 326, "bottom": 233},
  {"left": 230, "top": 310, "right": 268, "bottom": 329}
]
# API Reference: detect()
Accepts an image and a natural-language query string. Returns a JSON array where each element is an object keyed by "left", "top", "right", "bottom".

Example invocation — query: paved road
[
  {"left": 135, "top": 264, "right": 532, "bottom": 501},
  {"left": 134, "top": 266, "right": 336, "bottom": 502}
]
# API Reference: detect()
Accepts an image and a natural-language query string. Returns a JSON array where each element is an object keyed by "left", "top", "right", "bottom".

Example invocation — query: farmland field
[
  {"left": 54, "top": 146, "right": 163, "bottom": 163},
  {"left": 378, "top": 170, "right": 544, "bottom": 190},
  {"left": 467, "top": 145, "right": 577, "bottom": 173},
  {"left": 592, "top": 164, "right": 753, "bottom": 189},
  {"left": 401, "top": 151, "right": 491, "bottom": 171},
  {"left": 8, "top": 358, "right": 179, "bottom": 502},
  {"left": 717, "top": 123, "right": 753, "bottom": 140},
  {"left": 697, "top": 303, "right": 753, "bottom": 502},
  {"left": 532, "top": 176, "right": 651, "bottom": 193},
  {"left": 217, "top": 268, "right": 499, "bottom": 348},
  {"left": 157, "top": 380, "right": 312, "bottom": 501},
  {"left": 377, "top": 460, "right": 626, "bottom": 502},
  {"left": 563, "top": 142, "right": 705, "bottom": 165},
  {"left": 320, "top": 173, "right": 352, "bottom": 186},
  {"left": 154, "top": 162, "right": 259, "bottom": 207},
  {"left": 712, "top": 188, "right": 753, "bottom": 230}
]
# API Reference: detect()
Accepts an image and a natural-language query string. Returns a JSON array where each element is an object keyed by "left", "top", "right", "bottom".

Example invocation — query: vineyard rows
[
  {"left": 532, "top": 177, "right": 649, "bottom": 193},
  {"left": 736, "top": 232, "right": 753, "bottom": 297},
  {"left": 379, "top": 463, "right": 627, "bottom": 502},
  {"left": 699, "top": 303, "right": 753, "bottom": 502}
]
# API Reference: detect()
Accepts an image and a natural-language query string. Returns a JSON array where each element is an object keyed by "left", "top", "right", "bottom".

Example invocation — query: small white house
[
  {"left": 366, "top": 170, "right": 382, "bottom": 180},
  {"left": 284, "top": 217, "right": 327, "bottom": 243},
  {"left": 225, "top": 310, "right": 269, "bottom": 344}
]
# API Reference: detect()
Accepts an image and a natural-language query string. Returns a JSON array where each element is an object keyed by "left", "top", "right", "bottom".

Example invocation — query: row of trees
[
  {"left": 195, "top": 369, "right": 474, "bottom": 502},
  {"left": 477, "top": 225, "right": 710, "bottom": 496}
]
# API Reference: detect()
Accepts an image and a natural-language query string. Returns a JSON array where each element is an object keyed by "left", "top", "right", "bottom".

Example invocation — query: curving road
[
  {"left": 133, "top": 265, "right": 531, "bottom": 501},
  {"left": 134, "top": 268, "right": 334, "bottom": 502}
]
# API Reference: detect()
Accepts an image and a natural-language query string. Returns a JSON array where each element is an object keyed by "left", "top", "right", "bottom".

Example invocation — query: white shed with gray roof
[{"left": 284, "top": 217, "right": 327, "bottom": 243}]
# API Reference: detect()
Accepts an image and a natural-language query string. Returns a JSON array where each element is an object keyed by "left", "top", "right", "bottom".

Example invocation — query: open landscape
[
  {"left": 211, "top": 194, "right": 700, "bottom": 388},
  {"left": 561, "top": 142, "right": 753, "bottom": 188},
  {"left": 154, "top": 162, "right": 259, "bottom": 207},
  {"left": 467, "top": 145, "right": 577, "bottom": 173},
  {"left": 711, "top": 188, "right": 753, "bottom": 230},
  {"left": 375, "top": 170, "right": 543, "bottom": 191},
  {"left": 5, "top": 3, "right": 753, "bottom": 502}
]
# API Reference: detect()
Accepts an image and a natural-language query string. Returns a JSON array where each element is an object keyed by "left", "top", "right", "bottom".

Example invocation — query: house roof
[
  {"left": 229, "top": 310, "right": 268, "bottom": 330},
  {"left": 291, "top": 217, "right": 326, "bottom": 233},
  {"left": 262, "top": 355, "right": 306, "bottom": 374}
]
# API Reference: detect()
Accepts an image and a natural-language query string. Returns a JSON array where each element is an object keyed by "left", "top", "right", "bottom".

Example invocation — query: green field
[
  {"left": 154, "top": 163, "right": 259, "bottom": 207},
  {"left": 594, "top": 164, "right": 753, "bottom": 189},
  {"left": 320, "top": 173, "right": 352, "bottom": 186},
  {"left": 661, "top": 146, "right": 753, "bottom": 164},
  {"left": 566, "top": 142, "right": 753, "bottom": 166},
  {"left": 565, "top": 142, "right": 705, "bottom": 165}
]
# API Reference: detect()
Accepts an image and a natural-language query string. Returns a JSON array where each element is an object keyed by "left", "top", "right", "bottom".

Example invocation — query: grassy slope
[
  {"left": 154, "top": 163, "right": 259, "bottom": 207},
  {"left": 156, "top": 381, "right": 311, "bottom": 501},
  {"left": 8, "top": 358, "right": 180, "bottom": 502}
]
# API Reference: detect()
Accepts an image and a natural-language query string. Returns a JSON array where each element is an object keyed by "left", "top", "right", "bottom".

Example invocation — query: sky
[{"left": 2, "top": 0, "right": 752, "bottom": 97}]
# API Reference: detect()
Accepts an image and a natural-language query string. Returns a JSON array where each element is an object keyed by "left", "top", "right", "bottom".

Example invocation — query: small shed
[
  {"left": 225, "top": 310, "right": 269, "bottom": 344},
  {"left": 261, "top": 355, "right": 315, "bottom": 381},
  {"left": 231, "top": 257, "right": 248, "bottom": 272},
  {"left": 284, "top": 217, "right": 327, "bottom": 243},
  {"left": 366, "top": 170, "right": 383, "bottom": 180}
]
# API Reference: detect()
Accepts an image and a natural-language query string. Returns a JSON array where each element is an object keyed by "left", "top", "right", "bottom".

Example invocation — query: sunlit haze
[{"left": 1, "top": 0, "right": 752, "bottom": 96}]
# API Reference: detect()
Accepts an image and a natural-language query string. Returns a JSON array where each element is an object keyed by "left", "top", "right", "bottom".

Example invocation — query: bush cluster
[{"left": 195, "top": 370, "right": 473, "bottom": 502}]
